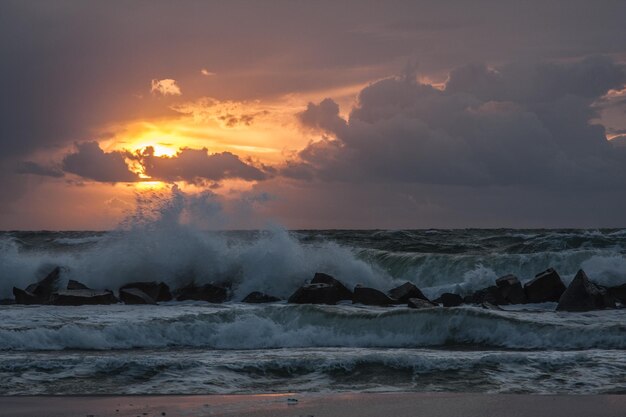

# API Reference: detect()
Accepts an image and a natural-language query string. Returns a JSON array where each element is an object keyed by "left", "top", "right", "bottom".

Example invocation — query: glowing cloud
[{"left": 150, "top": 78, "right": 182, "bottom": 96}]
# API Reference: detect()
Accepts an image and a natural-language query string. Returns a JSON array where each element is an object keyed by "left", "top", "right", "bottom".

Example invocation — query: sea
[{"left": 1, "top": 225, "right": 626, "bottom": 395}]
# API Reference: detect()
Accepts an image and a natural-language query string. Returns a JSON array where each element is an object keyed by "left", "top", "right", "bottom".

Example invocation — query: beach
[{"left": 3, "top": 393, "right": 626, "bottom": 417}]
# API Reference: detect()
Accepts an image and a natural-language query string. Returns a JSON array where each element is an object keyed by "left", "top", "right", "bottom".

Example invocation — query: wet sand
[{"left": 2, "top": 393, "right": 626, "bottom": 417}]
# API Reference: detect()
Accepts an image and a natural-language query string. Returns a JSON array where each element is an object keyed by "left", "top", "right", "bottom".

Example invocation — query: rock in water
[
  {"left": 388, "top": 282, "right": 428, "bottom": 303},
  {"left": 608, "top": 284, "right": 626, "bottom": 305},
  {"left": 407, "top": 298, "right": 438, "bottom": 309},
  {"left": 288, "top": 283, "right": 345, "bottom": 305},
  {"left": 481, "top": 302, "right": 504, "bottom": 311},
  {"left": 311, "top": 272, "right": 353, "bottom": 301},
  {"left": 51, "top": 290, "right": 118, "bottom": 306},
  {"left": 120, "top": 282, "right": 172, "bottom": 302},
  {"left": 12, "top": 287, "right": 41, "bottom": 305},
  {"left": 119, "top": 288, "right": 157, "bottom": 305},
  {"left": 353, "top": 286, "right": 395, "bottom": 306},
  {"left": 242, "top": 291, "right": 281, "bottom": 303},
  {"left": 13, "top": 266, "right": 63, "bottom": 304},
  {"left": 67, "top": 280, "right": 90, "bottom": 290},
  {"left": 556, "top": 270, "right": 616, "bottom": 312},
  {"left": 433, "top": 293, "right": 463, "bottom": 307},
  {"left": 495, "top": 274, "right": 527, "bottom": 304},
  {"left": 524, "top": 268, "right": 566, "bottom": 303},
  {"left": 468, "top": 286, "right": 507, "bottom": 305},
  {"left": 175, "top": 283, "right": 228, "bottom": 303}
]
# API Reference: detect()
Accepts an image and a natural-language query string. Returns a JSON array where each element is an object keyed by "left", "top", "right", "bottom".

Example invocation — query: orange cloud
[{"left": 150, "top": 78, "right": 182, "bottom": 96}]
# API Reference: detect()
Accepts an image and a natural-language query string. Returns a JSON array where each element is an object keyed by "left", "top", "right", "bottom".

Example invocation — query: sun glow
[
  {"left": 134, "top": 180, "right": 169, "bottom": 190},
  {"left": 136, "top": 143, "right": 178, "bottom": 157}
]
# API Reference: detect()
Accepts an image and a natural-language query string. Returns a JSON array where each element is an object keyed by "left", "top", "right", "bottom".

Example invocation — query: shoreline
[{"left": 2, "top": 393, "right": 626, "bottom": 417}]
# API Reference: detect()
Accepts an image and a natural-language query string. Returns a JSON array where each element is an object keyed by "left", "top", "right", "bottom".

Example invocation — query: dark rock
[
  {"left": 0, "top": 299, "right": 16, "bottom": 305},
  {"left": 119, "top": 288, "right": 157, "bottom": 305},
  {"left": 388, "top": 282, "right": 428, "bottom": 303},
  {"left": 242, "top": 291, "right": 281, "bottom": 303},
  {"left": 524, "top": 268, "right": 566, "bottom": 303},
  {"left": 556, "top": 270, "right": 616, "bottom": 312},
  {"left": 311, "top": 272, "right": 353, "bottom": 301},
  {"left": 608, "top": 284, "right": 626, "bottom": 304},
  {"left": 469, "top": 286, "right": 507, "bottom": 305},
  {"left": 51, "top": 289, "right": 118, "bottom": 306},
  {"left": 175, "top": 283, "right": 228, "bottom": 303},
  {"left": 120, "top": 281, "right": 172, "bottom": 302},
  {"left": 67, "top": 280, "right": 90, "bottom": 290},
  {"left": 12, "top": 287, "right": 42, "bottom": 304},
  {"left": 407, "top": 298, "right": 438, "bottom": 309},
  {"left": 481, "top": 301, "right": 503, "bottom": 311},
  {"left": 353, "top": 286, "right": 395, "bottom": 306},
  {"left": 495, "top": 274, "right": 527, "bottom": 304},
  {"left": 19, "top": 266, "right": 62, "bottom": 303},
  {"left": 288, "top": 283, "right": 344, "bottom": 305},
  {"left": 434, "top": 293, "right": 463, "bottom": 307}
]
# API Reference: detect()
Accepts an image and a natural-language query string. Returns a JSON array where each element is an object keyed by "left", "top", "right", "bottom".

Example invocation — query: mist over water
[{"left": 1, "top": 188, "right": 626, "bottom": 394}]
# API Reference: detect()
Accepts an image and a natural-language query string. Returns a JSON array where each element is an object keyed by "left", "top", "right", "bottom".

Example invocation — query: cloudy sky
[{"left": 1, "top": 0, "right": 626, "bottom": 229}]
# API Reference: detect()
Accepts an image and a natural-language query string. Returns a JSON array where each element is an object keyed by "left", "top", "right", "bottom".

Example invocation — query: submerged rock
[
  {"left": 495, "top": 274, "right": 527, "bottom": 304},
  {"left": 353, "top": 286, "right": 395, "bottom": 306},
  {"left": 288, "top": 283, "right": 345, "bottom": 305},
  {"left": 481, "top": 301, "right": 504, "bottom": 311},
  {"left": 556, "top": 270, "right": 616, "bottom": 312},
  {"left": 407, "top": 297, "right": 438, "bottom": 309},
  {"left": 388, "top": 282, "right": 428, "bottom": 303},
  {"left": 524, "top": 268, "right": 566, "bottom": 303},
  {"left": 51, "top": 289, "right": 118, "bottom": 306},
  {"left": 311, "top": 272, "right": 353, "bottom": 301},
  {"left": 120, "top": 281, "right": 172, "bottom": 302},
  {"left": 242, "top": 291, "right": 281, "bottom": 303},
  {"left": 119, "top": 288, "right": 157, "bottom": 305},
  {"left": 175, "top": 283, "right": 228, "bottom": 303},
  {"left": 433, "top": 293, "right": 463, "bottom": 307}
]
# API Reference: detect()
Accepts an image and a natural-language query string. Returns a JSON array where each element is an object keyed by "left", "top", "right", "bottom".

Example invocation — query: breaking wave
[
  {"left": 1, "top": 188, "right": 625, "bottom": 300},
  {"left": 1, "top": 304, "right": 625, "bottom": 351}
]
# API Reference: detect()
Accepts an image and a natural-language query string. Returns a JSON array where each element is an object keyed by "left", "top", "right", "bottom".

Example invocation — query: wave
[
  {"left": 357, "top": 248, "right": 626, "bottom": 297},
  {"left": 1, "top": 190, "right": 625, "bottom": 300},
  {"left": 1, "top": 304, "right": 625, "bottom": 351},
  {"left": 2, "top": 348, "right": 625, "bottom": 394}
]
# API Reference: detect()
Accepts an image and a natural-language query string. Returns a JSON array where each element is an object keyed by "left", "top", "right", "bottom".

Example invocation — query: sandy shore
[
  {"left": 2, "top": 393, "right": 626, "bottom": 417},
  {"left": 0, "top": 393, "right": 626, "bottom": 417}
]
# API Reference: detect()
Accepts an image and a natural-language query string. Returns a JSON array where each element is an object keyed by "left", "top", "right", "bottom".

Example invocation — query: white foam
[{"left": 1, "top": 304, "right": 625, "bottom": 351}]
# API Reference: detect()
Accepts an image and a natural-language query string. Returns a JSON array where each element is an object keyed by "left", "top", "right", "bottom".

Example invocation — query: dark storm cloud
[
  {"left": 2, "top": 0, "right": 626, "bottom": 227},
  {"left": 58, "top": 143, "right": 268, "bottom": 184},
  {"left": 16, "top": 161, "right": 64, "bottom": 178},
  {"left": 287, "top": 56, "right": 626, "bottom": 188},
  {"left": 298, "top": 98, "right": 347, "bottom": 134},
  {"left": 62, "top": 142, "right": 139, "bottom": 183},
  {"left": 136, "top": 147, "right": 268, "bottom": 183},
  {"left": 3, "top": 0, "right": 626, "bottom": 161}
]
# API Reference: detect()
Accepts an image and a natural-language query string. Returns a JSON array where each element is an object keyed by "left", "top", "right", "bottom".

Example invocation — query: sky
[{"left": 1, "top": 0, "right": 626, "bottom": 230}]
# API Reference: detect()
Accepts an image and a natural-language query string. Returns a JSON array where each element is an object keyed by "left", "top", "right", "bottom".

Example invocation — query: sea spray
[
  {"left": 0, "top": 188, "right": 394, "bottom": 299},
  {"left": 1, "top": 189, "right": 626, "bottom": 299}
]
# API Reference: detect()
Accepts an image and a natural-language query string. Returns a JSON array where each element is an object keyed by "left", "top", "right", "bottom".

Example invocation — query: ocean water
[{"left": 1, "top": 194, "right": 626, "bottom": 394}]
